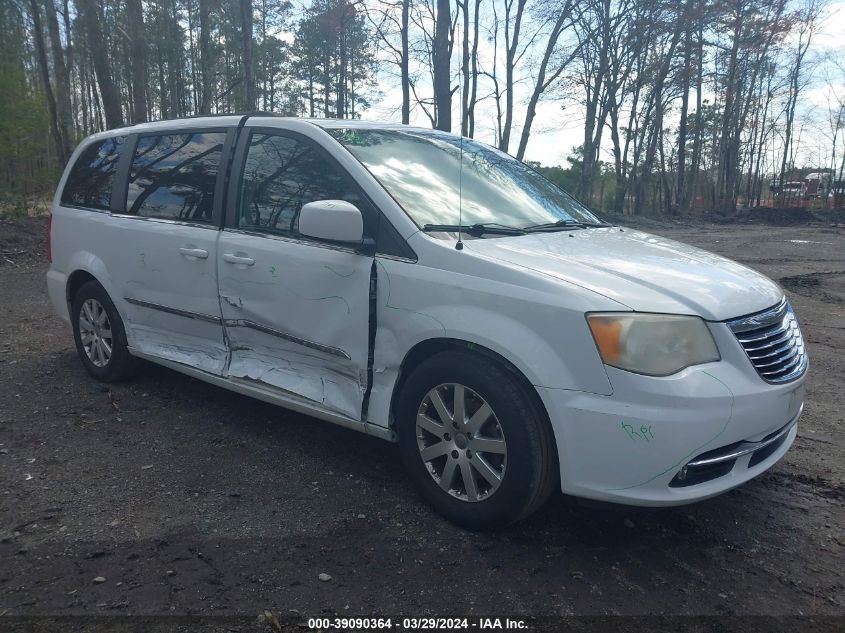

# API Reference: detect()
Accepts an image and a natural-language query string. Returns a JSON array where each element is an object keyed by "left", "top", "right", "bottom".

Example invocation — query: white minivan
[{"left": 47, "top": 116, "right": 807, "bottom": 529}]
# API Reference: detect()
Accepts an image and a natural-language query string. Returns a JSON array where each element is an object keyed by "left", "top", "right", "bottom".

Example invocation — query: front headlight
[{"left": 586, "top": 313, "right": 720, "bottom": 376}]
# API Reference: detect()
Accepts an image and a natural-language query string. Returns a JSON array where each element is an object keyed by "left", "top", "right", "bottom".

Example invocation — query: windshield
[{"left": 327, "top": 128, "right": 601, "bottom": 229}]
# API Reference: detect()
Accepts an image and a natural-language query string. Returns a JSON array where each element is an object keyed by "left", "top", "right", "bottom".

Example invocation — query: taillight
[{"left": 47, "top": 214, "right": 53, "bottom": 262}]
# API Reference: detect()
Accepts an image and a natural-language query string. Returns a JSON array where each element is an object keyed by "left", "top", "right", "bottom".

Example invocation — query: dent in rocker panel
[
  {"left": 224, "top": 338, "right": 364, "bottom": 420},
  {"left": 224, "top": 318, "right": 351, "bottom": 360}
]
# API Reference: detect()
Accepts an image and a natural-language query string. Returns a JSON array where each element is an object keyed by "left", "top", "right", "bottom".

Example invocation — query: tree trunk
[
  {"left": 500, "top": 0, "right": 526, "bottom": 152},
  {"left": 126, "top": 0, "right": 148, "bottom": 123},
  {"left": 401, "top": 0, "right": 410, "bottom": 124},
  {"left": 198, "top": 0, "right": 212, "bottom": 113},
  {"left": 337, "top": 14, "right": 347, "bottom": 118},
  {"left": 43, "top": 0, "right": 74, "bottom": 161},
  {"left": 467, "top": 0, "right": 481, "bottom": 136},
  {"left": 432, "top": 0, "right": 451, "bottom": 131},
  {"left": 241, "top": 0, "right": 255, "bottom": 111},
  {"left": 676, "top": 28, "right": 691, "bottom": 212},
  {"left": 515, "top": 4, "right": 576, "bottom": 160},
  {"left": 323, "top": 52, "right": 331, "bottom": 117},
  {"left": 62, "top": 0, "right": 76, "bottom": 136},
  {"left": 28, "top": 0, "right": 64, "bottom": 167},
  {"left": 687, "top": 22, "right": 704, "bottom": 213},
  {"left": 577, "top": 0, "right": 611, "bottom": 200},
  {"left": 460, "top": 0, "right": 469, "bottom": 135},
  {"left": 76, "top": 0, "right": 123, "bottom": 128}
]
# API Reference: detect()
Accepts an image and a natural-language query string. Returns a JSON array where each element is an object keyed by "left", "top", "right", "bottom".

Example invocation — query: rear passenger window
[
  {"left": 61, "top": 136, "right": 125, "bottom": 210},
  {"left": 126, "top": 132, "right": 226, "bottom": 223}
]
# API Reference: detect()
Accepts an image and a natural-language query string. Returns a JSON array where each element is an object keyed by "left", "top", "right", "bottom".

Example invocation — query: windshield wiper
[
  {"left": 422, "top": 223, "right": 526, "bottom": 236},
  {"left": 523, "top": 219, "right": 613, "bottom": 232}
]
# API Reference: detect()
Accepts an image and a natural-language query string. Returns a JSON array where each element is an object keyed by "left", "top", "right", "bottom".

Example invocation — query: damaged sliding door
[{"left": 218, "top": 128, "right": 377, "bottom": 420}]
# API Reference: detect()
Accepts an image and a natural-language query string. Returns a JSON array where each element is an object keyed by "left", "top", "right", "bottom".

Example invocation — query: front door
[{"left": 217, "top": 129, "right": 376, "bottom": 420}]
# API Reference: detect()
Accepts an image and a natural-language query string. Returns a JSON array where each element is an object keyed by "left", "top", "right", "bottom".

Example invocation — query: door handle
[
  {"left": 222, "top": 253, "right": 255, "bottom": 266},
  {"left": 179, "top": 247, "right": 209, "bottom": 259}
]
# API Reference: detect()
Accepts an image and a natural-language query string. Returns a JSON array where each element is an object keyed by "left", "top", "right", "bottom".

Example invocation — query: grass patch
[{"left": 0, "top": 193, "right": 51, "bottom": 218}]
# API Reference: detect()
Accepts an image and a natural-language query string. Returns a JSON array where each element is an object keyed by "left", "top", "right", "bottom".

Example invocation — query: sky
[{"left": 361, "top": 0, "right": 845, "bottom": 170}]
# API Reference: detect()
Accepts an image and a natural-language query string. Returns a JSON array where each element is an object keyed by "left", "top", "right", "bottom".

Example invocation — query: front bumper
[{"left": 537, "top": 323, "right": 806, "bottom": 506}]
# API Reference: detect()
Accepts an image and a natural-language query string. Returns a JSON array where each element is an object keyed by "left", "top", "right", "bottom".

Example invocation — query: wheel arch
[
  {"left": 390, "top": 338, "right": 556, "bottom": 443},
  {"left": 66, "top": 269, "right": 101, "bottom": 306},
  {"left": 390, "top": 337, "right": 561, "bottom": 517}
]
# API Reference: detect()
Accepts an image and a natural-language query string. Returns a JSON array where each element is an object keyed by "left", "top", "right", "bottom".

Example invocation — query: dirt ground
[{"left": 0, "top": 215, "right": 843, "bottom": 628}]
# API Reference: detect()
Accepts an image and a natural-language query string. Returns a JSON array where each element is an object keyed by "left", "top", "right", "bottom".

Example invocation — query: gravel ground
[{"left": 0, "top": 216, "right": 843, "bottom": 628}]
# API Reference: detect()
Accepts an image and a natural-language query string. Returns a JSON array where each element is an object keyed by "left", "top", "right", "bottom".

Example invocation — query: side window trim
[
  {"left": 225, "top": 126, "right": 251, "bottom": 231},
  {"left": 225, "top": 126, "right": 416, "bottom": 260},
  {"left": 111, "top": 133, "right": 137, "bottom": 214},
  {"left": 213, "top": 128, "right": 237, "bottom": 228},
  {"left": 117, "top": 127, "right": 234, "bottom": 227}
]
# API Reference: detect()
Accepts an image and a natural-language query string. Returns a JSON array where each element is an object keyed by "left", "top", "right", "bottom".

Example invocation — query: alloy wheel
[
  {"left": 416, "top": 383, "right": 507, "bottom": 502},
  {"left": 78, "top": 298, "right": 113, "bottom": 368}
]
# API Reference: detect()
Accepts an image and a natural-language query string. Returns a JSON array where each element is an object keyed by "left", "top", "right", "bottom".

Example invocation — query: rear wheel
[
  {"left": 71, "top": 281, "right": 138, "bottom": 382},
  {"left": 396, "top": 350, "right": 557, "bottom": 530}
]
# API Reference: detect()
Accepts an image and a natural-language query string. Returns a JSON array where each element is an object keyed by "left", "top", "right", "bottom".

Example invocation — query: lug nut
[
  {"left": 451, "top": 450, "right": 459, "bottom": 459},
  {"left": 466, "top": 450, "right": 472, "bottom": 458},
  {"left": 443, "top": 433, "right": 451, "bottom": 441}
]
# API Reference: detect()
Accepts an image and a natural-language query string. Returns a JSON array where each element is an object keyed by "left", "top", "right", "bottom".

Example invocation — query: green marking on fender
[
  {"left": 607, "top": 371, "right": 735, "bottom": 491},
  {"left": 621, "top": 422, "right": 655, "bottom": 442}
]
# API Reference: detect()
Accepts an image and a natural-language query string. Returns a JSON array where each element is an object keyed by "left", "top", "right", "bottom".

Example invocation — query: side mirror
[{"left": 299, "top": 200, "right": 364, "bottom": 245}]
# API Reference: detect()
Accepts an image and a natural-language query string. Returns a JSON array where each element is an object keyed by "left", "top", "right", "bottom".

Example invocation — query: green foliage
[
  {"left": 291, "top": 0, "right": 378, "bottom": 118},
  {"left": 0, "top": 1, "right": 56, "bottom": 196},
  {"left": 532, "top": 163, "right": 579, "bottom": 193}
]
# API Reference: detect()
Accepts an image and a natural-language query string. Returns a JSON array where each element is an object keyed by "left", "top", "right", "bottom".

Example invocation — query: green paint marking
[
  {"left": 607, "top": 371, "right": 735, "bottom": 492},
  {"left": 620, "top": 422, "right": 655, "bottom": 442},
  {"left": 268, "top": 265, "right": 278, "bottom": 278}
]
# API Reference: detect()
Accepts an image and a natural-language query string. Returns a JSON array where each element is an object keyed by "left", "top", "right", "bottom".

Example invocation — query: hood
[{"left": 464, "top": 228, "right": 783, "bottom": 321}]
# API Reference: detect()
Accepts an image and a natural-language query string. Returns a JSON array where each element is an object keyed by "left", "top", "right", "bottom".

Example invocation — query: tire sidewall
[{"left": 396, "top": 351, "right": 544, "bottom": 529}]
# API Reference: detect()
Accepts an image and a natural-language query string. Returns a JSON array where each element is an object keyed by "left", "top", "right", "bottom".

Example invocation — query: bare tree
[
  {"left": 43, "top": 0, "right": 74, "bottom": 160},
  {"left": 198, "top": 0, "right": 213, "bottom": 113},
  {"left": 432, "top": 0, "right": 452, "bottom": 130},
  {"left": 241, "top": 0, "right": 255, "bottom": 110},
  {"left": 76, "top": 0, "right": 123, "bottom": 128},
  {"left": 27, "top": 0, "right": 64, "bottom": 165},
  {"left": 126, "top": 0, "right": 148, "bottom": 123},
  {"left": 514, "top": 0, "right": 583, "bottom": 160},
  {"left": 778, "top": 0, "right": 822, "bottom": 205},
  {"left": 365, "top": 0, "right": 411, "bottom": 123}
]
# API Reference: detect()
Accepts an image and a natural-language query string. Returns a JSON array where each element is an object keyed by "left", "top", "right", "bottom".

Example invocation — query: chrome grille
[{"left": 726, "top": 299, "right": 807, "bottom": 383}]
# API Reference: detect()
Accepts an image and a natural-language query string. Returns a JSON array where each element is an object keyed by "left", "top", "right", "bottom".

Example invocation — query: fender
[{"left": 365, "top": 255, "right": 620, "bottom": 429}]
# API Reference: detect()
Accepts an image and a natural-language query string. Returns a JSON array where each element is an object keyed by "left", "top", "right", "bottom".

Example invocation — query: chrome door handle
[
  {"left": 222, "top": 253, "right": 255, "bottom": 266},
  {"left": 179, "top": 247, "right": 209, "bottom": 259}
]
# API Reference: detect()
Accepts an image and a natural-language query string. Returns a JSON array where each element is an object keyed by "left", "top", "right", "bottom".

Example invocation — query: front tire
[
  {"left": 396, "top": 350, "right": 557, "bottom": 530},
  {"left": 71, "top": 280, "right": 138, "bottom": 382}
]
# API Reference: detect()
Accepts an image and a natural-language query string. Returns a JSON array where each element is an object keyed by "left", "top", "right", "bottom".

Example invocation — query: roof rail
[{"left": 110, "top": 111, "right": 289, "bottom": 130}]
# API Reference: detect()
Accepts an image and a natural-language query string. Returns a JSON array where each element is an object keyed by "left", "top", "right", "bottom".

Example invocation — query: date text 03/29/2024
[{"left": 306, "top": 617, "right": 528, "bottom": 630}]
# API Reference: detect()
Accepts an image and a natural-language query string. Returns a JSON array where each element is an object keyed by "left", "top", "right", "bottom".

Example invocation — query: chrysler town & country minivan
[{"left": 47, "top": 115, "right": 807, "bottom": 529}]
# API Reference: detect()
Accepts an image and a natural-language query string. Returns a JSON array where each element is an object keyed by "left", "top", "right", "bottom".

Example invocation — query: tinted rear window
[
  {"left": 60, "top": 136, "right": 125, "bottom": 210},
  {"left": 125, "top": 132, "right": 226, "bottom": 223}
]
